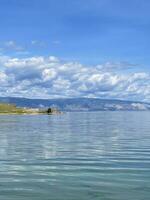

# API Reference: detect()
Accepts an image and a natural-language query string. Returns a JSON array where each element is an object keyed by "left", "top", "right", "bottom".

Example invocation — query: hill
[{"left": 0, "top": 97, "right": 149, "bottom": 111}]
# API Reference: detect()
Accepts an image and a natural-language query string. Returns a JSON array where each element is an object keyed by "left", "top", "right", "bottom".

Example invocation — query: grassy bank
[{"left": 0, "top": 103, "right": 60, "bottom": 114}]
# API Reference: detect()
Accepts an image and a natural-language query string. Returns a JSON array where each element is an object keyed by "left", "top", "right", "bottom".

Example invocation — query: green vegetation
[
  {"left": 0, "top": 103, "right": 61, "bottom": 114},
  {"left": 0, "top": 103, "right": 26, "bottom": 114}
]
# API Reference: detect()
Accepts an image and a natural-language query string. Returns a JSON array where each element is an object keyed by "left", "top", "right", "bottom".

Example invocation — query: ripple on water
[{"left": 0, "top": 112, "right": 150, "bottom": 200}]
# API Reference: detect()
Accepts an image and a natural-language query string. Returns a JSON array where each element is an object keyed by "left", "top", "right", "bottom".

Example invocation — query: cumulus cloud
[
  {"left": 0, "top": 55, "right": 150, "bottom": 101},
  {"left": 97, "top": 61, "right": 138, "bottom": 71}
]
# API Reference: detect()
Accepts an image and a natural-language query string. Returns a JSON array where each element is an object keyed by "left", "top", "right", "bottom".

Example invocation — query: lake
[{"left": 0, "top": 112, "right": 150, "bottom": 200}]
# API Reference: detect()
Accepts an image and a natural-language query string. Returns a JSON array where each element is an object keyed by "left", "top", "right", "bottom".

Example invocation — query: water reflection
[{"left": 0, "top": 112, "right": 150, "bottom": 199}]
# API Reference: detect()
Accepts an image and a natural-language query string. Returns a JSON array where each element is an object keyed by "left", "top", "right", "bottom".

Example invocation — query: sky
[{"left": 0, "top": 0, "right": 150, "bottom": 101}]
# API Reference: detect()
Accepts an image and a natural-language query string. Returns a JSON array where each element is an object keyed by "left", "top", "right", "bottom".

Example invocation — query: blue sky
[
  {"left": 0, "top": 0, "right": 150, "bottom": 65},
  {"left": 0, "top": 0, "right": 150, "bottom": 100}
]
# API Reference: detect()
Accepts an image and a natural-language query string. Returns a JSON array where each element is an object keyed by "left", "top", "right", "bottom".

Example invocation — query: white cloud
[
  {"left": 4, "top": 41, "right": 24, "bottom": 51},
  {"left": 0, "top": 55, "right": 150, "bottom": 101},
  {"left": 31, "top": 40, "right": 46, "bottom": 47},
  {"left": 42, "top": 68, "right": 57, "bottom": 81},
  {"left": 0, "top": 71, "right": 8, "bottom": 84}
]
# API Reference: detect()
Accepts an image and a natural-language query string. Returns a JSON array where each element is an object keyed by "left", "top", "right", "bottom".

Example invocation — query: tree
[{"left": 47, "top": 108, "right": 52, "bottom": 114}]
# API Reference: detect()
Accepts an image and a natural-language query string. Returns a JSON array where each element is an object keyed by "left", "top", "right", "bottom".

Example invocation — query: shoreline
[{"left": 0, "top": 103, "right": 61, "bottom": 115}]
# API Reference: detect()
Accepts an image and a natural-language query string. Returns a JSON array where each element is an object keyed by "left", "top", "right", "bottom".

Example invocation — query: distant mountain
[{"left": 0, "top": 97, "right": 150, "bottom": 111}]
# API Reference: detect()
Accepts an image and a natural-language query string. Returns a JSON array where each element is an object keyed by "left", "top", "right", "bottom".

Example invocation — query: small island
[{"left": 0, "top": 103, "right": 61, "bottom": 115}]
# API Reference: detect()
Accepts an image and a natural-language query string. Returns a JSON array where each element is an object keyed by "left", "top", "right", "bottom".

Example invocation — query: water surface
[{"left": 0, "top": 112, "right": 150, "bottom": 200}]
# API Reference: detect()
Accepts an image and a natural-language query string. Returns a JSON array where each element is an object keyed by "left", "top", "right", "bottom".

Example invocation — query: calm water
[{"left": 0, "top": 112, "right": 150, "bottom": 200}]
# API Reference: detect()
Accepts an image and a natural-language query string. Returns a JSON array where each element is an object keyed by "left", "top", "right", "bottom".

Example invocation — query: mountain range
[{"left": 0, "top": 97, "right": 150, "bottom": 111}]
